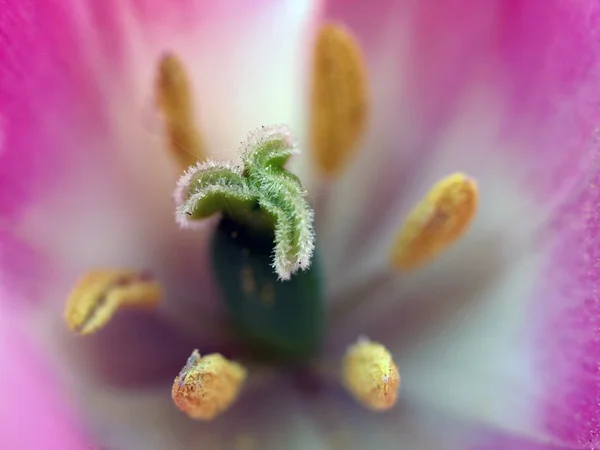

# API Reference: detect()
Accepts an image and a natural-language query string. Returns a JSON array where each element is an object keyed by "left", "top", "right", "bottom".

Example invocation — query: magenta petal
[
  {"left": 0, "top": 314, "right": 91, "bottom": 450},
  {"left": 0, "top": 0, "right": 262, "bottom": 222},
  {"left": 324, "top": 0, "right": 600, "bottom": 200},
  {"left": 323, "top": 0, "right": 397, "bottom": 48},
  {"left": 0, "top": 1, "right": 112, "bottom": 222},
  {"left": 534, "top": 165, "right": 600, "bottom": 448},
  {"left": 0, "top": 230, "right": 49, "bottom": 311},
  {"left": 323, "top": 1, "right": 600, "bottom": 446},
  {"left": 406, "top": 0, "right": 600, "bottom": 201}
]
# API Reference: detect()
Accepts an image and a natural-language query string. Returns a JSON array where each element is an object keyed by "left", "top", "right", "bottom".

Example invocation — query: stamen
[
  {"left": 64, "top": 269, "right": 161, "bottom": 335},
  {"left": 155, "top": 52, "right": 206, "bottom": 170},
  {"left": 310, "top": 23, "right": 368, "bottom": 176},
  {"left": 390, "top": 173, "right": 478, "bottom": 271},
  {"left": 172, "top": 350, "right": 247, "bottom": 421},
  {"left": 342, "top": 337, "right": 400, "bottom": 411}
]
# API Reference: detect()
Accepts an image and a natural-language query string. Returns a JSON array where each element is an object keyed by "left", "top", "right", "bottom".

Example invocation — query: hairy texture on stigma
[
  {"left": 175, "top": 125, "right": 315, "bottom": 280},
  {"left": 64, "top": 269, "right": 161, "bottom": 335},
  {"left": 391, "top": 173, "right": 478, "bottom": 271},
  {"left": 342, "top": 337, "right": 400, "bottom": 411},
  {"left": 172, "top": 350, "right": 247, "bottom": 421},
  {"left": 155, "top": 52, "right": 206, "bottom": 170},
  {"left": 310, "top": 23, "right": 368, "bottom": 176}
]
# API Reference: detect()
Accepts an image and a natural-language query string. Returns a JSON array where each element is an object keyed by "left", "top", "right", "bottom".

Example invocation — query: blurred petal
[
  {"left": 4, "top": 0, "right": 325, "bottom": 447},
  {"left": 0, "top": 312, "right": 91, "bottom": 450},
  {"left": 534, "top": 166, "right": 600, "bottom": 448},
  {"left": 323, "top": 0, "right": 398, "bottom": 49},
  {"left": 0, "top": 230, "right": 48, "bottom": 311},
  {"left": 2, "top": 0, "right": 318, "bottom": 371},
  {"left": 0, "top": 0, "right": 106, "bottom": 222},
  {"left": 6, "top": 0, "right": 320, "bottom": 306},
  {"left": 320, "top": 0, "right": 598, "bottom": 291},
  {"left": 324, "top": 0, "right": 600, "bottom": 447}
]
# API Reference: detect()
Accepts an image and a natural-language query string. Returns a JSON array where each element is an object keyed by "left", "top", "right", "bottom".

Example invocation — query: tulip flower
[{"left": 2, "top": 0, "right": 600, "bottom": 449}]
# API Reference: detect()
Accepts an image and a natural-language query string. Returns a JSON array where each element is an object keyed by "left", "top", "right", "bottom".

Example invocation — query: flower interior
[{"left": 62, "top": 23, "right": 478, "bottom": 421}]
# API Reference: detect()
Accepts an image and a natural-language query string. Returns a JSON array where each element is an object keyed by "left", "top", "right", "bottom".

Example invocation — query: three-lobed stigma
[
  {"left": 174, "top": 125, "right": 324, "bottom": 361},
  {"left": 174, "top": 124, "right": 315, "bottom": 281}
]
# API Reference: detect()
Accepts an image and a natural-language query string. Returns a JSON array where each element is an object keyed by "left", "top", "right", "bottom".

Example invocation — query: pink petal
[
  {"left": 0, "top": 312, "right": 91, "bottom": 450},
  {"left": 320, "top": 0, "right": 599, "bottom": 273},
  {"left": 0, "top": 230, "right": 48, "bottom": 311},
  {"left": 0, "top": 1, "right": 107, "bottom": 222},
  {"left": 322, "top": 0, "right": 600, "bottom": 447},
  {"left": 403, "top": 0, "right": 600, "bottom": 201},
  {"left": 1, "top": 0, "right": 274, "bottom": 224},
  {"left": 323, "top": 0, "right": 398, "bottom": 49},
  {"left": 1, "top": 0, "right": 326, "bottom": 443},
  {"left": 3, "top": 0, "right": 320, "bottom": 311},
  {"left": 534, "top": 165, "right": 600, "bottom": 448}
]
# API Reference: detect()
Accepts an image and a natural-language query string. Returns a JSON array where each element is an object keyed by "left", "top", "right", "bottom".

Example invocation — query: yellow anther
[
  {"left": 310, "top": 23, "right": 368, "bottom": 176},
  {"left": 155, "top": 52, "right": 206, "bottom": 170},
  {"left": 391, "top": 173, "right": 478, "bottom": 271},
  {"left": 172, "top": 350, "right": 247, "bottom": 421},
  {"left": 342, "top": 337, "right": 400, "bottom": 411},
  {"left": 64, "top": 269, "right": 161, "bottom": 335}
]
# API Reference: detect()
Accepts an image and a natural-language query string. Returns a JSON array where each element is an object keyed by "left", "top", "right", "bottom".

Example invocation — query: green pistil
[{"left": 174, "top": 125, "right": 324, "bottom": 361}]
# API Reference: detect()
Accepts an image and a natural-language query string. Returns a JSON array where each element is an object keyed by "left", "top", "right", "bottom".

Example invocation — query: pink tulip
[{"left": 2, "top": 0, "right": 600, "bottom": 449}]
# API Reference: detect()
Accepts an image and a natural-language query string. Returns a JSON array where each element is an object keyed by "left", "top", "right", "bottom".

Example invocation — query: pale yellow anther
[
  {"left": 172, "top": 350, "right": 247, "bottom": 421},
  {"left": 310, "top": 23, "right": 368, "bottom": 176},
  {"left": 391, "top": 173, "right": 478, "bottom": 271},
  {"left": 64, "top": 269, "right": 161, "bottom": 335},
  {"left": 155, "top": 53, "right": 206, "bottom": 169},
  {"left": 342, "top": 338, "right": 400, "bottom": 411}
]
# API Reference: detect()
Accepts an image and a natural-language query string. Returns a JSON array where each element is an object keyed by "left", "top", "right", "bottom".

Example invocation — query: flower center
[
  {"left": 62, "top": 22, "right": 480, "bottom": 422},
  {"left": 175, "top": 124, "right": 324, "bottom": 362}
]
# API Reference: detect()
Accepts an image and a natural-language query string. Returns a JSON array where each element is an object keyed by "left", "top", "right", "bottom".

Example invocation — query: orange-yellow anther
[
  {"left": 310, "top": 23, "right": 368, "bottom": 176},
  {"left": 155, "top": 53, "right": 205, "bottom": 169},
  {"left": 342, "top": 338, "right": 400, "bottom": 411},
  {"left": 64, "top": 269, "right": 161, "bottom": 335},
  {"left": 172, "top": 350, "right": 247, "bottom": 421},
  {"left": 391, "top": 173, "right": 478, "bottom": 271}
]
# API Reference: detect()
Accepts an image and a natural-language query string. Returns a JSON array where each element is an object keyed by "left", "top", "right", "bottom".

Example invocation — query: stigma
[
  {"left": 342, "top": 337, "right": 400, "bottom": 411},
  {"left": 390, "top": 173, "right": 478, "bottom": 271},
  {"left": 174, "top": 124, "right": 315, "bottom": 281},
  {"left": 172, "top": 350, "right": 247, "bottom": 421},
  {"left": 64, "top": 269, "right": 161, "bottom": 335}
]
